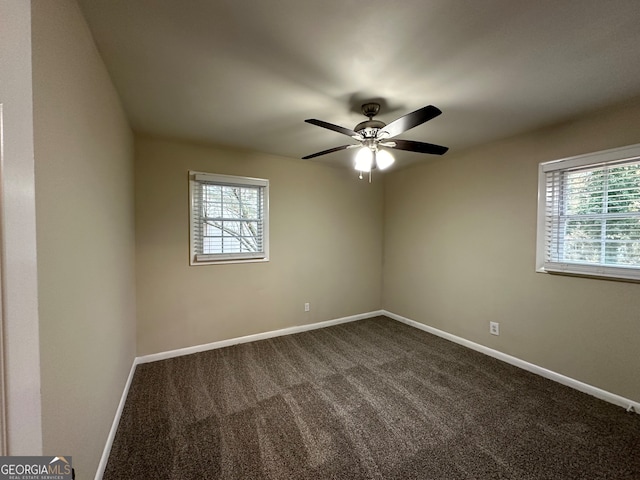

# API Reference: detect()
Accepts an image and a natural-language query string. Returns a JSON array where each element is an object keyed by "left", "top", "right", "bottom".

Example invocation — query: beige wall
[
  {"left": 32, "top": 0, "right": 136, "bottom": 476},
  {"left": 383, "top": 98, "right": 640, "bottom": 402},
  {"left": 135, "top": 136, "right": 383, "bottom": 355}
]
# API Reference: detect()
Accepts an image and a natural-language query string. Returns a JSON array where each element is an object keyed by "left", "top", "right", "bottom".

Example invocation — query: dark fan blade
[
  {"left": 391, "top": 139, "right": 449, "bottom": 155},
  {"left": 382, "top": 105, "right": 442, "bottom": 138},
  {"left": 302, "top": 145, "right": 351, "bottom": 160},
  {"left": 305, "top": 119, "right": 358, "bottom": 137}
]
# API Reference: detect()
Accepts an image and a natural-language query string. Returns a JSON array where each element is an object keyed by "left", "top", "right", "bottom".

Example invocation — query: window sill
[
  {"left": 536, "top": 265, "right": 640, "bottom": 283},
  {"left": 191, "top": 256, "right": 269, "bottom": 266}
]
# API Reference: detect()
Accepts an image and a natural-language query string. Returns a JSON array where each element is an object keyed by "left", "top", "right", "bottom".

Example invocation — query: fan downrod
[{"left": 355, "top": 103, "right": 386, "bottom": 133}]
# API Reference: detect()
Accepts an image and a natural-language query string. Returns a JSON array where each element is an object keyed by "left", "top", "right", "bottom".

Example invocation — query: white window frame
[
  {"left": 189, "top": 171, "right": 269, "bottom": 265},
  {"left": 536, "top": 143, "right": 640, "bottom": 282}
]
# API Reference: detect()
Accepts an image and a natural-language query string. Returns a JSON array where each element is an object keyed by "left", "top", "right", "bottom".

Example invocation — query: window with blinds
[
  {"left": 189, "top": 172, "right": 269, "bottom": 264},
  {"left": 537, "top": 144, "right": 640, "bottom": 281}
]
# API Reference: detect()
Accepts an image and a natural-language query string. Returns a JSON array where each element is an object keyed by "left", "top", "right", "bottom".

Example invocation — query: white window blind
[
  {"left": 537, "top": 144, "right": 640, "bottom": 281},
  {"left": 190, "top": 172, "right": 269, "bottom": 264}
]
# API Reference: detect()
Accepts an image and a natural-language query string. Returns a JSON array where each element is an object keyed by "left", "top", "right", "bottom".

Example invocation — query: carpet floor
[{"left": 103, "top": 316, "right": 640, "bottom": 479}]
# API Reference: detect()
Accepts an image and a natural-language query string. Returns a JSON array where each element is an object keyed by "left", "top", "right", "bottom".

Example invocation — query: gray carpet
[{"left": 104, "top": 316, "right": 640, "bottom": 479}]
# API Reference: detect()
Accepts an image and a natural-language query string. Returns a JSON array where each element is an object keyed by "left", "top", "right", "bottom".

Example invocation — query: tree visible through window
[
  {"left": 560, "top": 163, "right": 640, "bottom": 266},
  {"left": 190, "top": 172, "right": 269, "bottom": 264},
  {"left": 537, "top": 144, "right": 640, "bottom": 281},
  {"left": 201, "top": 184, "right": 261, "bottom": 254}
]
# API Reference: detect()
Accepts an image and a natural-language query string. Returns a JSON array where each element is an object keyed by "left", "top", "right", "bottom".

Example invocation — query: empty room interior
[{"left": 3, "top": 0, "right": 640, "bottom": 478}]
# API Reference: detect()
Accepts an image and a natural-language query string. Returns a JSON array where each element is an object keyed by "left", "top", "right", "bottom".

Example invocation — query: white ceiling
[{"left": 77, "top": 0, "right": 640, "bottom": 170}]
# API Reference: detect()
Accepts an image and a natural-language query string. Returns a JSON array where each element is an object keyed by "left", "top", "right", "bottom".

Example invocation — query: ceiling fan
[{"left": 302, "top": 102, "right": 448, "bottom": 179}]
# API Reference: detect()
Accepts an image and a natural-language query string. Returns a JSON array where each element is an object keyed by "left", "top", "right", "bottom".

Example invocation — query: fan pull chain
[{"left": 357, "top": 170, "right": 373, "bottom": 183}]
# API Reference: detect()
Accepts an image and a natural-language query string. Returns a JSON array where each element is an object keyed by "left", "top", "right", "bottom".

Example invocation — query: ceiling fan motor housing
[
  {"left": 355, "top": 120, "right": 386, "bottom": 137},
  {"left": 355, "top": 103, "right": 387, "bottom": 138}
]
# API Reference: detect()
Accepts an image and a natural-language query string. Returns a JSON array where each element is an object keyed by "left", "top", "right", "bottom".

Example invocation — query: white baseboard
[
  {"left": 94, "top": 359, "right": 138, "bottom": 480},
  {"left": 383, "top": 310, "right": 640, "bottom": 414},
  {"left": 136, "top": 310, "right": 385, "bottom": 364}
]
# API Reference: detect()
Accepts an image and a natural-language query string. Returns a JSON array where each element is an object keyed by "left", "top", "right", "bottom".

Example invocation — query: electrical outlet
[
  {"left": 490, "top": 322, "right": 500, "bottom": 336},
  {"left": 304, "top": 302, "right": 310, "bottom": 312}
]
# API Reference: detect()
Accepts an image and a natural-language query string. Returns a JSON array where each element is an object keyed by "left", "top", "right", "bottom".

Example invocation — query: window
[
  {"left": 189, "top": 172, "right": 269, "bottom": 265},
  {"left": 537, "top": 143, "right": 640, "bottom": 281}
]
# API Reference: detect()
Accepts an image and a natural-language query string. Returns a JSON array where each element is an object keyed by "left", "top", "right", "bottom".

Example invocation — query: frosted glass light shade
[
  {"left": 354, "top": 147, "right": 373, "bottom": 172},
  {"left": 376, "top": 149, "right": 395, "bottom": 170}
]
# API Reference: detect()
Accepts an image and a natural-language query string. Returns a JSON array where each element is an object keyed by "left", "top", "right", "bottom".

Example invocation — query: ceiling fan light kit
[
  {"left": 375, "top": 149, "right": 395, "bottom": 170},
  {"left": 302, "top": 102, "right": 448, "bottom": 181},
  {"left": 354, "top": 147, "right": 374, "bottom": 173}
]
